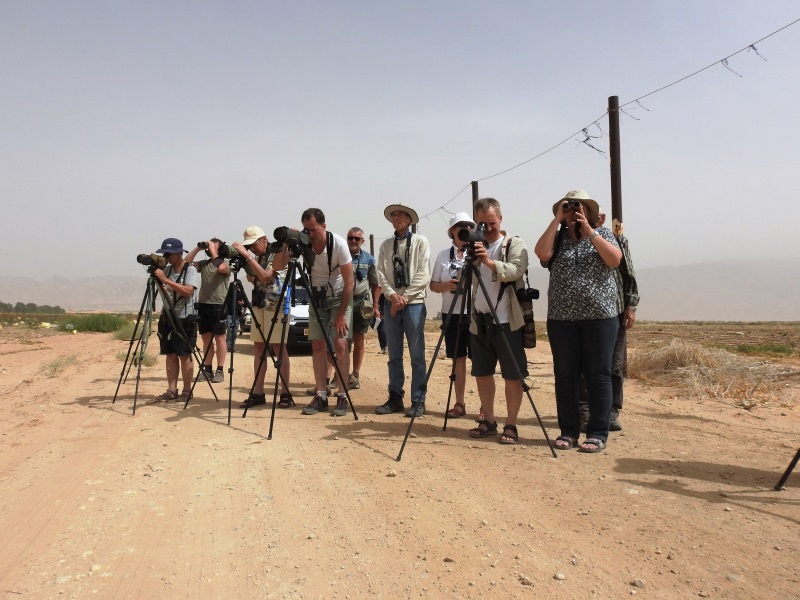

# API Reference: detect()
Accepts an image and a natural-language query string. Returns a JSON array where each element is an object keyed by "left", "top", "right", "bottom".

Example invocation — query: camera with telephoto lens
[
  {"left": 273, "top": 226, "right": 310, "bottom": 249},
  {"left": 393, "top": 257, "right": 410, "bottom": 288},
  {"left": 136, "top": 253, "right": 168, "bottom": 270},
  {"left": 457, "top": 222, "right": 487, "bottom": 244},
  {"left": 562, "top": 199, "right": 581, "bottom": 212},
  {"left": 516, "top": 287, "right": 540, "bottom": 302}
]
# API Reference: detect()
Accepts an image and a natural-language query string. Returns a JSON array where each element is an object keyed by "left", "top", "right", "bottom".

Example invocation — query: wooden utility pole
[
  {"left": 608, "top": 96, "right": 623, "bottom": 233},
  {"left": 471, "top": 181, "right": 480, "bottom": 217}
]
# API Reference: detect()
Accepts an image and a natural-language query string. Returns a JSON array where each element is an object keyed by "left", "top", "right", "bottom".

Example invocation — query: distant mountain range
[{"left": 2, "top": 258, "right": 799, "bottom": 321}]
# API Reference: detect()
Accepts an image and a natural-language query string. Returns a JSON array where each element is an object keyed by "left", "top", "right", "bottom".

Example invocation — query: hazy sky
[{"left": 2, "top": 2, "right": 799, "bottom": 293}]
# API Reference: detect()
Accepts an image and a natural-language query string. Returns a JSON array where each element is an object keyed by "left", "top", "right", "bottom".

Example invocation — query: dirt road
[{"left": 0, "top": 327, "right": 797, "bottom": 598}]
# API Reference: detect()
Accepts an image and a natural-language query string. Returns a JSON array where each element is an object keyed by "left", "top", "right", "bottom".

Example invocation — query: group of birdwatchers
[{"left": 148, "top": 190, "right": 638, "bottom": 453}]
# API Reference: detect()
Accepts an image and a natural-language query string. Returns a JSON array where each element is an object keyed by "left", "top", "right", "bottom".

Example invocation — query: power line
[{"left": 416, "top": 16, "right": 800, "bottom": 224}]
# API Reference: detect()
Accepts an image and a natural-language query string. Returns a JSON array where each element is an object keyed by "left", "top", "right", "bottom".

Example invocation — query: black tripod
[
  {"left": 775, "top": 447, "right": 800, "bottom": 490},
  {"left": 242, "top": 251, "right": 359, "bottom": 439},
  {"left": 113, "top": 271, "right": 218, "bottom": 414},
  {"left": 396, "top": 247, "right": 556, "bottom": 461}
]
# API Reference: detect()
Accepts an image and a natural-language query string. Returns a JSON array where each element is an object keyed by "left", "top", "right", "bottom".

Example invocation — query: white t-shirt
[
  {"left": 473, "top": 236, "right": 510, "bottom": 324},
  {"left": 431, "top": 245, "right": 469, "bottom": 315},
  {"left": 308, "top": 232, "right": 351, "bottom": 297}
]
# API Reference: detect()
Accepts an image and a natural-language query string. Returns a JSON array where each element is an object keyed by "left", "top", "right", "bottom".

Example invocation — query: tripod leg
[
  {"left": 113, "top": 281, "right": 151, "bottom": 404},
  {"left": 397, "top": 269, "right": 472, "bottom": 460},
  {"left": 775, "top": 447, "right": 800, "bottom": 490}
]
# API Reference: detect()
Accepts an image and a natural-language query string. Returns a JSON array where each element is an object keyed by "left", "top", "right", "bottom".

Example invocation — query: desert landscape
[{"left": 0, "top": 319, "right": 798, "bottom": 599}]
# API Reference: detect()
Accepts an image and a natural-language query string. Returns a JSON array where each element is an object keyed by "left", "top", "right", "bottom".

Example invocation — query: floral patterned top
[{"left": 547, "top": 227, "right": 623, "bottom": 321}]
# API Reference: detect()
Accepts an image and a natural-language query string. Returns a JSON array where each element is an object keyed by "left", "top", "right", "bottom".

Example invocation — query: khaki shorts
[
  {"left": 308, "top": 294, "right": 353, "bottom": 342},
  {"left": 250, "top": 304, "right": 290, "bottom": 344}
]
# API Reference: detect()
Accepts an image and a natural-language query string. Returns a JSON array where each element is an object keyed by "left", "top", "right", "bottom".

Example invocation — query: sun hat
[
  {"left": 447, "top": 211, "right": 477, "bottom": 239},
  {"left": 552, "top": 189, "right": 600, "bottom": 224},
  {"left": 242, "top": 225, "right": 266, "bottom": 245},
  {"left": 155, "top": 238, "right": 186, "bottom": 254},
  {"left": 383, "top": 203, "right": 419, "bottom": 225}
]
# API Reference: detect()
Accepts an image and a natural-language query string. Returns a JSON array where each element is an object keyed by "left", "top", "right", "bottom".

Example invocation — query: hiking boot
[
  {"left": 240, "top": 393, "right": 266, "bottom": 409},
  {"left": 211, "top": 369, "right": 224, "bottom": 383},
  {"left": 302, "top": 395, "right": 328, "bottom": 415},
  {"left": 331, "top": 394, "right": 348, "bottom": 417},
  {"left": 609, "top": 417, "right": 623, "bottom": 432},
  {"left": 203, "top": 367, "right": 214, "bottom": 381},
  {"left": 347, "top": 372, "right": 360, "bottom": 390},
  {"left": 405, "top": 402, "right": 425, "bottom": 418},
  {"left": 375, "top": 390, "right": 405, "bottom": 415}
]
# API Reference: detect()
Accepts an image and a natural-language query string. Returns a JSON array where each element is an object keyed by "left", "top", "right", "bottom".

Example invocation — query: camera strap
[
  {"left": 164, "top": 262, "right": 192, "bottom": 313},
  {"left": 546, "top": 224, "right": 568, "bottom": 271},
  {"left": 495, "top": 236, "right": 529, "bottom": 310},
  {"left": 392, "top": 231, "right": 412, "bottom": 266}
]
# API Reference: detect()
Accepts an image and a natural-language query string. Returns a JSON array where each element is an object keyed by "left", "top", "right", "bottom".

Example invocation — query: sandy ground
[{"left": 0, "top": 326, "right": 798, "bottom": 599}]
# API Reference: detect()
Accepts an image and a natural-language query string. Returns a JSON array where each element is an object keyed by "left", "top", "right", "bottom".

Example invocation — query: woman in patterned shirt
[{"left": 534, "top": 190, "right": 622, "bottom": 453}]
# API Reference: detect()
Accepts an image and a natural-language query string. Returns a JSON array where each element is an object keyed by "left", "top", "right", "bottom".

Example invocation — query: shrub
[
  {"left": 115, "top": 350, "right": 157, "bottom": 367},
  {"left": 70, "top": 314, "right": 129, "bottom": 333},
  {"left": 628, "top": 339, "right": 799, "bottom": 406}
]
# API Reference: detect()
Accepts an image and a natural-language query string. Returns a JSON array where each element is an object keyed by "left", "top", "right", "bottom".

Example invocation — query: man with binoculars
[{"left": 375, "top": 203, "right": 431, "bottom": 418}]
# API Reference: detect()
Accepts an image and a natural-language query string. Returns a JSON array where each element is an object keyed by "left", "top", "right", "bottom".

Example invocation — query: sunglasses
[{"left": 347, "top": 236, "right": 363, "bottom": 242}]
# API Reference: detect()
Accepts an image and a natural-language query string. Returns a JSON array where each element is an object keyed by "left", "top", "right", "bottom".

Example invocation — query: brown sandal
[
  {"left": 148, "top": 389, "right": 178, "bottom": 404},
  {"left": 446, "top": 403, "right": 466, "bottom": 418}
]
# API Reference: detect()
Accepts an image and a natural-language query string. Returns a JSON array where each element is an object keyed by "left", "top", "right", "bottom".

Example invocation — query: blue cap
[{"left": 155, "top": 238, "right": 186, "bottom": 254}]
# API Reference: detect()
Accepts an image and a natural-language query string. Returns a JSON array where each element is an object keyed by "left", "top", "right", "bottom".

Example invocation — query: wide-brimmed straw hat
[
  {"left": 384, "top": 203, "right": 419, "bottom": 225},
  {"left": 552, "top": 189, "right": 600, "bottom": 224}
]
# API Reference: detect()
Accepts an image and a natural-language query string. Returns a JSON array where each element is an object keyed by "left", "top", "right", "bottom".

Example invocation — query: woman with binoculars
[{"left": 534, "top": 190, "right": 622, "bottom": 454}]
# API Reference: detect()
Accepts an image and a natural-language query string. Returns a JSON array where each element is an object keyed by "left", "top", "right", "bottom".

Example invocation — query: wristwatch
[{"left": 589, "top": 231, "right": 599, "bottom": 241}]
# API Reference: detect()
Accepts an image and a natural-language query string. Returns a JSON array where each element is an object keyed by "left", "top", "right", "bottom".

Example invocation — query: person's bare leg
[
  {"left": 179, "top": 355, "right": 194, "bottom": 392},
  {"left": 252, "top": 341, "right": 267, "bottom": 394},
  {"left": 165, "top": 354, "right": 179, "bottom": 392},
  {"left": 214, "top": 333, "right": 227, "bottom": 368},
  {"left": 352, "top": 332, "right": 365, "bottom": 374},
  {"left": 454, "top": 356, "right": 467, "bottom": 405},
  {"left": 311, "top": 340, "right": 329, "bottom": 391},
  {"left": 200, "top": 332, "right": 214, "bottom": 370},
  {"left": 333, "top": 337, "right": 350, "bottom": 392},
  {"left": 475, "top": 375, "right": 495, "bottom": 423},
  {"left": 271, "top": 343, "right": 291, "bottom": 394}
]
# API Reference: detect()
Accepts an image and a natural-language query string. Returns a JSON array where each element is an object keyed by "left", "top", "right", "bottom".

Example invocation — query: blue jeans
[
  {"left": 384, "top": 303, "right": 427, "bottom": 403},
  {"left": 547, "top": 317, "right": 618, "bottom": 442}
]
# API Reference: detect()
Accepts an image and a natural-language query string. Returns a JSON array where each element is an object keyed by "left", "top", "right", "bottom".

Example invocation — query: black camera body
[
  {"left": 273, "top": 226, "right": 310, "bottom": 249},
  {"left": 393, "top": 257, "right": 410, "bottom": 288},
  {"left": 136, "top": 253, "right": 168, "bottom": 269},
  {"left": 516, "top": 287, "right": 540, "bottom": 302},
  {"left": 457, "top": 222, "right": 487, "bottom": 244}
]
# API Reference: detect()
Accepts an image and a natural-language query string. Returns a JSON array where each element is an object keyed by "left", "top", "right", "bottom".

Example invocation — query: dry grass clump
[
  {"left": 40, "top": 355, "right": 77, "bottom": 378},
  {"left": 628, "top": 339, "right": 799, "bottom": 407}
]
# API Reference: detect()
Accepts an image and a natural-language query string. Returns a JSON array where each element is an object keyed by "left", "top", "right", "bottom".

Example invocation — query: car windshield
[{"left": 291, "top": 286, "right": 309, "bottom": 305}]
